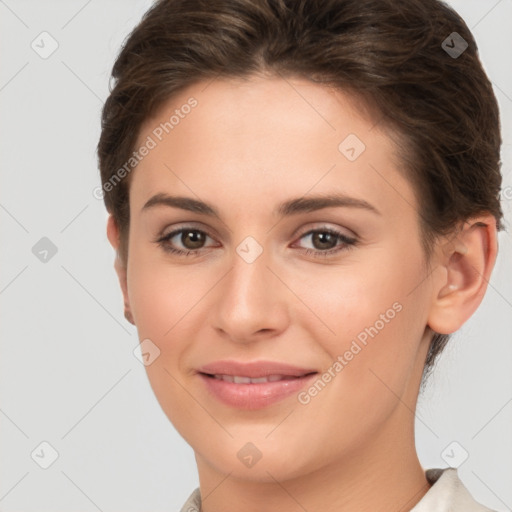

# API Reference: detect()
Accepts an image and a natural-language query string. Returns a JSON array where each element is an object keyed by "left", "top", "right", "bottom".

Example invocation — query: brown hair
[{"left": 97, "top": 0, "right": 503, "bottom": 387}]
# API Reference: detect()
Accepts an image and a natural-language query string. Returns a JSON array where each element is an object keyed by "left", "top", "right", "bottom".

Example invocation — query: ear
[
  {"left": 106, "top": 215, "right": 135, "bottom": 325},
  {"left": 427, "top": 214, "right": 498, "bottom": 335}
]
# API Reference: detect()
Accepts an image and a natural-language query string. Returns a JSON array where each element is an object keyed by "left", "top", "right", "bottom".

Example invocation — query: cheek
[
  {"left": 289, "top": 246, "right": 423, "bottom": 334},
  {"left": 126, "top": 252, "right": 202, "bottom": 408},
  {"left": 126, "top": 252, "right": 209, "bottom": 430},
  {"left": 282, "top": 253, "right": 428, "bottom": 454},
  {"left": 289, "top": 244, "right": 428, "bottom": 391},
  {"left": 127, "top": 244, "right": 205, "bottom": 338}
]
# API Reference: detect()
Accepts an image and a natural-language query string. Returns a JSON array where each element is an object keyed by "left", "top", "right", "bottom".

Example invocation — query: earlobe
[
  {"left": 427, "top": 215, "right": 497, "bottom": 335},
  {"left": 106, "top": 215, "right": 135, "bottom": 326}
]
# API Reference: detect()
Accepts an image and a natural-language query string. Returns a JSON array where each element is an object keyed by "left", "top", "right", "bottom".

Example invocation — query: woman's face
[{"left": 114, "top": 75, "right": 437, "bottom": 481}]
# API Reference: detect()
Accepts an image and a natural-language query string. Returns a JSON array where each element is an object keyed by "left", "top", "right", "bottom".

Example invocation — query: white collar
[{"left": 410, "top": 467, "right": 495, "bottom": 511}]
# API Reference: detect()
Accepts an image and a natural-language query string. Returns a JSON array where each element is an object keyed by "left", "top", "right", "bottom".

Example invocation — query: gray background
[{"left": 0, "top": 1, "right": 511, "bottom": 511}]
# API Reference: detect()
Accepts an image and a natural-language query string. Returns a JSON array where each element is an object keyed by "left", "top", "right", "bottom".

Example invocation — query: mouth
[
  {"left": 197, "top": 370, "right": 319, "bottom": 409},
  {"left": 200, "top": 372, "right": 317, "bottom": 384}
]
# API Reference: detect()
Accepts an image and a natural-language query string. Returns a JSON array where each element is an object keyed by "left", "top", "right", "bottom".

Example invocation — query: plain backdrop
[{"left": 1, "top": 1, "right": 511, "bottom": 511}]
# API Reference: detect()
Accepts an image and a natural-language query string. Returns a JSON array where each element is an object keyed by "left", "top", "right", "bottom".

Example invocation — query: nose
[{"left": 210, "top": 242, "right": 290, "bottom": 344}]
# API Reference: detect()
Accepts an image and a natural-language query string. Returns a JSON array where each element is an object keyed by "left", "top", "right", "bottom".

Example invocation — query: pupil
[
  {"left": 183, "top": 231, "right": 205, "bottom": 249},
  {"left": 313, "top": 232, "right": 336, "bottom": 250}
]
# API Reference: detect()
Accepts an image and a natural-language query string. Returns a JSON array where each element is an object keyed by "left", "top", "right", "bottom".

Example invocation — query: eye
[
  {"left": 155, "top": 227, "right": 217, "bottom": 257},
  {"left": 154, "top": 225, "right": 357, "bottom": 259},
  {"left": 293, "top": 227, "right": 357, "bottom": 258}
]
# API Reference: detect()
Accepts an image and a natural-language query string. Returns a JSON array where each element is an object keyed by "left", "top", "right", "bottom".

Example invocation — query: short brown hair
[{"left": 97, "top": 0, "right": 503, "bottom": 386}]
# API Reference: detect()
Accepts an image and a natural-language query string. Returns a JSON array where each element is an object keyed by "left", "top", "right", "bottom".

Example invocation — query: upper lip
[{"left": 198, "top": 360, "right": 318, "bottom": 378}]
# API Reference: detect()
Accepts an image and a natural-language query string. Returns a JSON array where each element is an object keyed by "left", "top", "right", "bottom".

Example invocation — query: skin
[{"left": 107, "top": 74, "right": 497, "bottom": 512}]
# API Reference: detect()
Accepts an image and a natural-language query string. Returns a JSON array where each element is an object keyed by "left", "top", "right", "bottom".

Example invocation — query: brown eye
[
  {"left": 294, "top": 227, "right": 357, "bottom": 258},
  {"left": 310, "top": 231, "right": 338, "bottom": 250},
  {"left": 156, "top": 227, "right": 216, "bottom": 256},
  {"left": 180, "top": 230, "right": 206, "bottom": 249}
]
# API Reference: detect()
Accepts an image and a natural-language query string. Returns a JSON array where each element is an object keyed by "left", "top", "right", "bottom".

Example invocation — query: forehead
[
  {"left": 137, "top": 74, "right": 378, "bottom": 151},
  {"left": 130, "top": 75, "right": 414, "bottom": 220}
]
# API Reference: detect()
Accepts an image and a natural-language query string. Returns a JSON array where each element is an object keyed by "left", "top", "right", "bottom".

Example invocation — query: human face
[{"left": 120, "top": 75, "right": 434, "bottom": 481}]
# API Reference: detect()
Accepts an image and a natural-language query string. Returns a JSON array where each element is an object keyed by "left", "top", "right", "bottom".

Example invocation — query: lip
[
  {"left": 197, "top": 360, "right": 318, "bottom": 410},
  {"left": 198, "top": 360, "right": 317, "bottom": 378}
]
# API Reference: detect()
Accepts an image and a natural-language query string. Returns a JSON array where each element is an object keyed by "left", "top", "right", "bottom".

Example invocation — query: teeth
[
  {"left": 251, "top": 377, "right": 272, "bottom": 383},
  {"left": 233, "top": 376, "right": 251, "bottom": 384},
  {"left": 212, "top": 374, "right": 298, "bottom": 384}
]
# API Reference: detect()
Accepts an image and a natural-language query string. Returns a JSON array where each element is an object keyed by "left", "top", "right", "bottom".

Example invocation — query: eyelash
[{"left": 154, "top": 226, "right": 358, "bottom": 259}]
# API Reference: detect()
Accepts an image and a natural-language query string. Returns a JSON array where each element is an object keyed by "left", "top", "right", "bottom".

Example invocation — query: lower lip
[{"left": 198, "top": 373, "right": 318, "bottom": 410}]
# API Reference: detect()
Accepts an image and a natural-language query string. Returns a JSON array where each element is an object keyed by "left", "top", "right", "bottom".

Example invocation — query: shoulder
[
  {"left": 411, "top": 467, "right": 497, "bottom": 512},
  {"left": 179, "top": 487, "right": 201, "bottom": 512}
]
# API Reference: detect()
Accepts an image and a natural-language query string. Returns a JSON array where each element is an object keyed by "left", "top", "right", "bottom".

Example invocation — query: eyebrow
[{"left": 141, "top": 192, "right": 380, "bottom": 218}]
